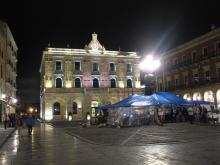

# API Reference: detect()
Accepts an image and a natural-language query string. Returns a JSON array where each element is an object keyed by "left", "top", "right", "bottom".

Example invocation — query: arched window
[
  {"left": 72, "top": 102, "right": 77, "bottom": 114},
  {"left": 93, "top": 78, "right": 99, "bottom": 88},
  {"left": 110, "top": 79, "right": 116, "bottom": 88},
  {"left": 53, "top": 102, "right": 60, "bottom": 115},
  {"left": 127, "top": 79, "right": 132, "bottom": 88},
  {"left": 75, "top": 78, "right": 81, "bottom": 88},
  {"left": 56, "top": 78, "right": 62, "bottom": 88}
]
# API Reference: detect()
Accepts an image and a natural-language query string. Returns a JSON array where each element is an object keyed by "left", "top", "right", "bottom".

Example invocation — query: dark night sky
[{"left": 0, "top": 0, "right": 220, "bottom": 110}]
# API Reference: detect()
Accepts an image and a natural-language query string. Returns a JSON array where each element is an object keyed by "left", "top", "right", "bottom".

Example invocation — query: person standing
[
  {"left": 25, "top": 114, "right": 35, "bottom": 135},
  {"left": 187, "top": 106, "right": 194, "bottom": 124},
  {"left": 3, "top": 112, "right": 9, "bottom": 129}
]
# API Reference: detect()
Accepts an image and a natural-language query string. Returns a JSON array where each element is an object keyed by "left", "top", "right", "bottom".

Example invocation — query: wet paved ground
[
  {"left": 1, "top": 122, "right": 220, "bottom": 164},
  {"left": 0, "top": 127, "right": 15, "bottom": 148}
]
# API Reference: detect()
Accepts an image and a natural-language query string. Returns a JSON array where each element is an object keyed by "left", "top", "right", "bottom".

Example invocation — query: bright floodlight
[{"left": 139, "top": 55, "right": 160, "bottom": 72}]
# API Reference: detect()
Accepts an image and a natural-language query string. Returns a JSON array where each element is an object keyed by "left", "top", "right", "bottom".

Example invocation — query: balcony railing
[
  {"left": 44, "top": 87, "right": 143, "bottom": 94},
  {"left": 109, "top": 71, "right": 116, "bottom": 75},
  {"left": 54, "top": 70, "right": 63, "bottom": 74},
  {"left": 73, "top": 70, "right": 82, "bottom": 75},
  {"left": 164, "top": 51, "right": 220, "bottom": 72},
  {"left": 91, "top": 71, "right": 100, "bottom": 75},
  {"left": 163, "top": 78, "right": 220, "bottom": 91}
]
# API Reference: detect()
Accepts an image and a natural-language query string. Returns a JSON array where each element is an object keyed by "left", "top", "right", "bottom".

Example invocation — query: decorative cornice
[{"left": 45, "top": 47, "right": 139, "bottom": 57}]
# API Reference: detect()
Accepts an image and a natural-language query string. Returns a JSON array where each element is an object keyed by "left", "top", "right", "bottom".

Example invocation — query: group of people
[
  {"left": 156, "top": 104, "right": 211, "bottom": 125},
  {"left": 101, "top": 104, "right": 215, "bottom": 127},
  {"left": 3, "top": 112, "right": 36, "bottom": 135}
]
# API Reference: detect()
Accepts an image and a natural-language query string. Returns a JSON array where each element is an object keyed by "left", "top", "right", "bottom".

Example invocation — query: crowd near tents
[{"left": 97, "top": 92, "right": 216, "bottom": 127}]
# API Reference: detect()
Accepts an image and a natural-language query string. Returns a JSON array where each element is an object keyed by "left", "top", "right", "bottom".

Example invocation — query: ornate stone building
[
  {"left": 157, "top": 26, "right": 220, "bottom": 108},
  {"left": 40, "top": 33, "right": 142, "bottom": 120},
  {"left": 0, "top": 20, "right": 18, "bottom": 122}
]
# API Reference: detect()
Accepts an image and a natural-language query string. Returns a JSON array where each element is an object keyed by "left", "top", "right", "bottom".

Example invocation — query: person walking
[
  {"left": 3, "top": 112, "right": 9, "bottom": 129},
  {"left": 15, "top": 114, "right": 22, "bottom": 135},
  {"left": 25, "top": 114, "right": 35, "bottom": 135}
]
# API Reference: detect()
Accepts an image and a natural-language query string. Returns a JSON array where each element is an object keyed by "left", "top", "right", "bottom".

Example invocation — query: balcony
[
  {"left": 73, "top": 70, "right": 82, "bottom": 75},
  {"left": 45, "top": 88, "right": 84, "bottom": 93},
  {"left": 91, "top": 71, "right": 100, "bottom": 75},
  {"left": 44, "top": 87, "right": 144, "bottom": 95},
  {"left": 126, "top": 71, "right": 132, "bottom": 75},
  {"left": 54, "top": 70, "right": 63, "bottom": 74},
  {"left": 109, "top": 71, "right": 116, "bottom": 75},
  {"left": 165, "top": 51, "right": 220, "bottom": 72},
  {"left": 164, "top": 78, "right": 220, "bottom": 92}
]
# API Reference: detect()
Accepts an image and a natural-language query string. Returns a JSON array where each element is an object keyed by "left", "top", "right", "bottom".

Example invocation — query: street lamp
[
  {"left": 29, "top": 107, "right": 34, "bottom": 113},
  {"left": 139, "top": 54, "right": 161, "bottom": 95}
]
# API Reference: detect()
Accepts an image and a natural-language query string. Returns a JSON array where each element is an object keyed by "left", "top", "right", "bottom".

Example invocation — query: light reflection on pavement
[{"left": 1, "top": 122, "right": 220, "bottom": 165}]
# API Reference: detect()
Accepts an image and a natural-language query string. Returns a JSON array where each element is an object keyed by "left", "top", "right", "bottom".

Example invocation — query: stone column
[{"left": 213, "top": 92, "right": 217, "bottom": 108}]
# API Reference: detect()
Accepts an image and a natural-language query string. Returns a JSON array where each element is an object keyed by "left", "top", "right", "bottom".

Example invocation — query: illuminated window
[
  {"left": 56, "top": 61, "right": 62, "bottom": 70},
  {"left": 93, "top": 78, "right": 99, "bottom": 88},
  {"left": 72, "top": 102, "right": 77, "bottom": 114},
  {"left": 93, "top": 63, "right": 99, "bottom": 72},
  {"left": 110, "top": 63, "right": 115, "bottom": 72},
  {"left": 55, "top": 78, "right": 62, "bottom": 88},
  {"left": 127, "top": 79, "right": 132, "bottom": 88},
  {"left": 127, "top": 64, "right": 132, "bottom": 72},
  {"left": 110, "top": 79, "right": 116, "bottom": 88},
  {"left": 75, "top": 62, "right": 81, "bottom": 71},
  {"left": 53, "top": 102, "right": 60, "bottom": 115},
  {"left": 75, "top": 78, "right": 81, "bottom": 88}
]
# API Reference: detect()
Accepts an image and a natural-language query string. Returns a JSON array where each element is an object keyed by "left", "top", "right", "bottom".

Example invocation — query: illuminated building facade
[
  {"left": 40, "top": 33, "right": 142, "bottom": 120},
  {"left": 157, "top": 26, "right": 220, "bottom": 108},
  {"left": 0, "top": 20, "right": 18, "bottom": 122}
]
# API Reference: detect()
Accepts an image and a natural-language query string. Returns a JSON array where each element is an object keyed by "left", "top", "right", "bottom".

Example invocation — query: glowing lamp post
[
  {"left": 29, "top": 107, "right": 34, "bottom": 113},
  {"left": 139, "top": 54, "right": 160, "bottom": 95},
  {"left": 0, "top": 94, "right": 18, "bottom": 114}
]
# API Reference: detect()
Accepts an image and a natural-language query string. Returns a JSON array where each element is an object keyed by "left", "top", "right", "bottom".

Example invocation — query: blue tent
[
  {"left": 98, "top": 95, "right": 158, "bottom": 110},
  {"left": 98, "top": 92, "right": 188, "bottom": 110},
  {"left": 152, "top": 92, "right": 188, "bottom": 105},
  {"left": 112, "top": 95, "right": 158, "bottom": 108}
]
